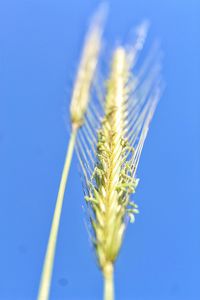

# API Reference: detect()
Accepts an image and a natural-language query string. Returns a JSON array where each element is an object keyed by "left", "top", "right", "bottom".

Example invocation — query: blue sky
[{"left": 0, "top": 0, "right": 199, "bottom": 299}]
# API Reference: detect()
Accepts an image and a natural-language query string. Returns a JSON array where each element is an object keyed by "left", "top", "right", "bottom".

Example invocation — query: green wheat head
[{"left": 77, "top": 20, "right": 162, "bottom": 300}]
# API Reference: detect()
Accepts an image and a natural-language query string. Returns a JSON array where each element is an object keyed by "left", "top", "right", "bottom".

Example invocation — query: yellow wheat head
[
  {"left": 77, "top": 22, "right": 162, "bottom": 275},
  {"left": 70, "top": 6, "right": 106, "bottom": 129}
]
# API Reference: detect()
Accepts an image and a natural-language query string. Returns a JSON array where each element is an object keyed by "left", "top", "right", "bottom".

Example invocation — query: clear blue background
[{"left": 0, "top": 0, "right": 199, "bottom": 299}]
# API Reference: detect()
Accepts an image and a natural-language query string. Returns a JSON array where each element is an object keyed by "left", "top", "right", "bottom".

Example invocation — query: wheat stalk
[
  {"left": 37, "top": 7, "right": 105, "bottom": 300},
  {"left": 77, "top": 22, "right": 162, "bottom": 300}
]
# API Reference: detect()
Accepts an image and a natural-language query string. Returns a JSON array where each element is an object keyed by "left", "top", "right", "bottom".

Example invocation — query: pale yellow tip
[{"left": 70, "top": 7, "right": 105, "bottom": 128}]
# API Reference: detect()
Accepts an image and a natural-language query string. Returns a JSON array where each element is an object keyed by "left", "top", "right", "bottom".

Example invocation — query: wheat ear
[
  {"left": 77, "top": 23, "right": 161, "bottom": 300},
  {"left": 37, "top": 8, "right": 105, "bottom": 300}
]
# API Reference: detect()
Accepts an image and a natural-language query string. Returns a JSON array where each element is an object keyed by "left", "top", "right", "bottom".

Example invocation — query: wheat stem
[
  {"left": 103, "top": 263, "right": 114, "bottom": 300},
  {"left": 37, "top": 127, "right": 78, "bottom": 300},
  {"left": 37, "top": 7, "right": 105, "bottom": 298}
]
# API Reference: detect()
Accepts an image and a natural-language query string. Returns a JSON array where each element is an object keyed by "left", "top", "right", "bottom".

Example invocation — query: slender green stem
[
  {"left": 103, "top": 263, "right": 114, "bottom": 300},
  {"left": 37, "top": 127, "right": 78, "bottom": 300}
]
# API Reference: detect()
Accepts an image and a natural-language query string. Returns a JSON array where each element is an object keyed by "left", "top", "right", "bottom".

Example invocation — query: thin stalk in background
[
  {"left": 37, "top": 126, "right": 77, "bottom": 300},
  {"left": 37, "top": 7, "right": 105, "bottom": 300}
]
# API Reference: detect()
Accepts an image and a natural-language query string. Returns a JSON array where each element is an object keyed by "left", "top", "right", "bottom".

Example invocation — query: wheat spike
[
  {"left": 77, "top": 22, "right": 162, "bottom": 300},
  {"left": 37, "top": 7, "right": 105, "bottom": 300},
  {"left": 70, "top": 6, "right": 106, "bottom": 129}
]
